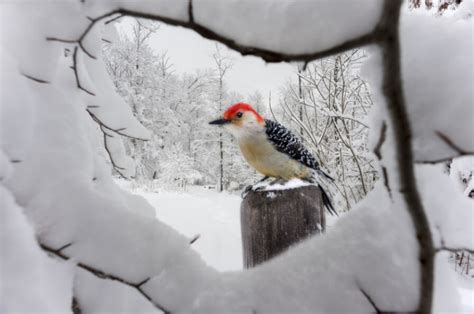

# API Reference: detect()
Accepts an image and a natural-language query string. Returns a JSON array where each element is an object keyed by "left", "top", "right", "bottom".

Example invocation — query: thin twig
[
  {"left": 356, "top": 281, "right": 381, "bottom": 314},
  {"left": 72, "top": 46, "right": 95, "bottom": 96},
  {"left": 104, "top": 14, "right": 124, "bottom": 25},
  {"left": 373, "top": 121, "right": 387, "bottom": 160},
  {"left": 190, "top": 234, "right": 200, "bottom": 244},
  {"left": 21, "top": 73, "right": 50, "bottom": 84},
  {"left": 436, "top": 131, "right": 473, "bottom": 154},
  {"left": 86, "top": 109, "right": 148, "bottom": 141},
  {"left": 436, "top": 247, "right": 474, "bottom": 255},
  {"left": 381, "top": 167, "right": 392, "bottom": 198},
  {"left": 415, "top": 131, "right": 474, "bottom": 164},
  {"left": 101, "top": 126, "right": 129, "bottom": 179},
  {"left": 373, "top": 122, "right": 392, "bottom": 197},
  {"left": 46, "top": 9, "right": 126, "bottom": 59}
]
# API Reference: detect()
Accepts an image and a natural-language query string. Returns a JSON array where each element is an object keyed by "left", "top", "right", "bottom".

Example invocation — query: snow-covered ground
[
  {"left": 116, "top": 180, "right": 243, "bottom": 271},
  {"left": 458, "top": 274, "right": 474, "bottom": 312},
  {"left": 115, "top": 180, "right": 341, "bottom": 272}
]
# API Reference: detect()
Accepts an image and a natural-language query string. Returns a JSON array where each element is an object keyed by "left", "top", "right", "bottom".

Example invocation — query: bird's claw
[
  {"left": 241, "top": 176, "right": 270, "bottom": 198},
  {"left": 241, "top": 185, "right": 253, "bottom": 199},
  {"left": 241, "top": 184, "right": 266, "bottom": 199},
  {"left": 269, "top": 178, "right": 284, "bottom": 186}
]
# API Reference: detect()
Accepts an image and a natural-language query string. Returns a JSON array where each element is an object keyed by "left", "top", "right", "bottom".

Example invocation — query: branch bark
[
  {"left": 378, "top": 1, "right": 434, "bottom": 312},
  {"left": 415, "top": 131, "right": 474, "bottom": 164},
  {"left": 436, "top": 246, "right": 474, "bottom": 255},
  {"left": 45, "top": 2, "right": 382, "bottom": 64}
]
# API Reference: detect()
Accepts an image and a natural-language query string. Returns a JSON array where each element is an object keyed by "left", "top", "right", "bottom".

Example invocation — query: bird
[{"left": 209, "top": 102, "right": 337, "bottom": 215}]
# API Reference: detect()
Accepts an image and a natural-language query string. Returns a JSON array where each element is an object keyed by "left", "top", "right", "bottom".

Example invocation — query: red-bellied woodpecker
[{"left": 210, "top": 102, "right": 337, "bottom": 215}]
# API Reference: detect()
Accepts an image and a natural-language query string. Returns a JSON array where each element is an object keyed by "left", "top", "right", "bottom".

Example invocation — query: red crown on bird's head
[{"left": 223, "top": 102, "right": 264, "bottom": 123}]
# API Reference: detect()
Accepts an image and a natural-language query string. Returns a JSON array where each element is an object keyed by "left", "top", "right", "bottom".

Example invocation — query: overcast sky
[{"left": 117, "top": 19, "right": 296, "bottom": 101}]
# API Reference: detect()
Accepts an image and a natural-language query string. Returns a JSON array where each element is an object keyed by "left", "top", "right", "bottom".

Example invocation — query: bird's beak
[{"left": 209, "top": 118, "right": 231, "bottom": 126}]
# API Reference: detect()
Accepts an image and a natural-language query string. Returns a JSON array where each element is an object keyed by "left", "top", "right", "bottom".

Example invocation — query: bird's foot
[
  {"left": 269, "top": 178, "right": 285, "bottom": 186},
  {"left": 257, "top": 176, "right": 270, "bottom": 184},
  {"left": 241, "top": 176, "right": 270, "bottom": 198},
  {"left": 241, "top": 185, "right": 253, "bottom": 199}
]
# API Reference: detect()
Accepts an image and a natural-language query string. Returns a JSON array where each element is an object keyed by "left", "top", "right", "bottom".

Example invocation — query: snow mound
[{"left": 400, "top": 8, "right": 473, "bottom": 162}]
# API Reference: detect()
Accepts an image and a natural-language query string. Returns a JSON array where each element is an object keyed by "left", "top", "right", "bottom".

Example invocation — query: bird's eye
[{"left": 236, "top": 112, "right": 243, "bottom": 118}]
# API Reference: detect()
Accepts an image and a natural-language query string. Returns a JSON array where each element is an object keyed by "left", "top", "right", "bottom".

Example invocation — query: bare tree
[
  {"left": 132, "top": 19, "right": 159, "bottom": 70},
  {"left": 279, "top": 50, "right": 376, "bottom": 210},
  {"left": 212, "top": 44, "right": 233, "bottom": 192}
]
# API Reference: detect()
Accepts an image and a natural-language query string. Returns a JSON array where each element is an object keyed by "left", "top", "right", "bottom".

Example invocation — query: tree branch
[
  {"left": 46, "top": 10, "right": 122, "bottom": 59},
  {"left": 415, "top": 131, "right": 474, "bottom": 164},
  {"left": 436, "top": 246, "right": 474, "bottom": 255},
  {"left": 21, "top": 73, "right": 50, "bottom": 84},
  {"left": 189, "top": 234, "right": 200, "bottom": 244},
  {"left": 373, "top": 121, "right": 387, "bottom": 160},
  {"left": 86, "top": 109, "right": 148, "bottom": 141},
  {"left": 72, "top": 297, "right": 81, "bottom": 314},
  {"left": 104, "top": 14, "right": 124, "bottom": 25},
  {"left": 356, "top": 281, "right": 381, "bottom": 314},
  {"left": 40, "top": 243, "right": 171, "bottom": 314},
  {"left": 378, "top": 1, "right": 434, "bottom": 312},
  {"left": 101, "top": 126, "right": 129, "bottom": 180},
  {"left": 373, "top": 122, "right": 392, "bottom": 197},
  {"left": 72, "top": 46, "right": 96, "bottom": 96},
  {"left": 46, "top": 3, "right": 384, "bottom": 66}
]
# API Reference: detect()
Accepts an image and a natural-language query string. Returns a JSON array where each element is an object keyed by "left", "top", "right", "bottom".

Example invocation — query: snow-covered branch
[
  {"left": 40, "top": 243, "right": 171, "bottom": 313},
  {"left": 416, "top": 131, "right": 474, "bottom": 164},
  {"left": 378, "top": 2, "right": 434, "bottom": 311}
]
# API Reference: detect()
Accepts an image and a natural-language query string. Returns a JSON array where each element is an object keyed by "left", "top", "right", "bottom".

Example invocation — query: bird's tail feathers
[
  {"left": 317, "top": 169, "right": 335, "bottom": 183},
  {"left": 311, "top": 169, "right": 338, "bottom": 216}
]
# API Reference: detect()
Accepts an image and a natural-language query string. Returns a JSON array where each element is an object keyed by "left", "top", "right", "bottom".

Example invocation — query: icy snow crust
[{"left": 1, "top": 0, "right": 472, "bottom": 312}]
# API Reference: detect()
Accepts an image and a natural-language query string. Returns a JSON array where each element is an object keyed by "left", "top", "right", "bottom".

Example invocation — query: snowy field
[
  {"left": 116, "top": 180, "right": 244, "bottom": 271},
  {"left": 458, "top": 274, "right": 474, "bottom": 312},
  {"left": 115, "top": 179, "right": 341, "bottom": 272}
]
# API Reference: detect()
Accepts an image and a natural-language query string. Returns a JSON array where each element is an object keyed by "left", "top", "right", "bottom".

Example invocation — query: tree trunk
[{"left": 241, "top": 185, "right": 325, "bottom": 268}]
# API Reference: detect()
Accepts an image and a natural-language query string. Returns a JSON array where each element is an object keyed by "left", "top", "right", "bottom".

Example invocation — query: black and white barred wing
[
  {"left": 264, "top": 119, "right": 321, "bottom": 171},
  {"left": 264, "top": 119, "right": 337, "bottom": 215}
]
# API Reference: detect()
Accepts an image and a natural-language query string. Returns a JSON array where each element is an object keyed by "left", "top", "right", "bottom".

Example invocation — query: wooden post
[{"left": 241, "top": 185, "right": 325, "bottom": 268}]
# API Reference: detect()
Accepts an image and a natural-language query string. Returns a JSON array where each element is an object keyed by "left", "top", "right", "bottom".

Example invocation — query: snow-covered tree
[
  {"left": 155, "top": 143, "right": 202, "bottom": 189},
  {"left": 211, "top": 44, "right": 233, "bottom": 191},
  {"left": 277, "top": 50, "right": 377, "bottom": 211},
  {"left": 103, "top": 20, "right": 222, "bottom": 185}
]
